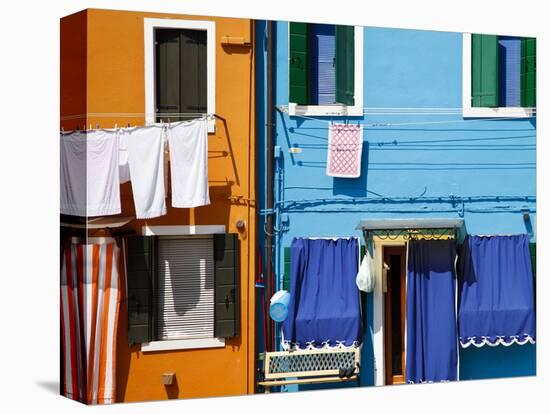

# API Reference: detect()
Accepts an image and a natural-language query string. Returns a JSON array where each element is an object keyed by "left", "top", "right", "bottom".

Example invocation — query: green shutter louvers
[
  {"left": 471, "top": 34, "right": 499, "bottom": 107},
  {"left": 521, "top": 37, "right": 536, "bottom": 108},
  {"left": 283, "top": 247, "right": 291, "bottom": 292},
  {"left": 335, "top": 25, "right": 355, "bottom": 106},
  {"left": 214, "top": 234, "right": 241, "bottom": 338},
  {"left": 289, "top": 22, "right": 309, "bottom": 105},
  {"left": 126, "top": 236, "right": 156, "bottom": 345}
]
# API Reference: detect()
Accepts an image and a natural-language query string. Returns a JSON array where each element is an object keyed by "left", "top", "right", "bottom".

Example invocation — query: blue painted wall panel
[{"left": 255, "top": 22, "right": 536, "bottom": 391}]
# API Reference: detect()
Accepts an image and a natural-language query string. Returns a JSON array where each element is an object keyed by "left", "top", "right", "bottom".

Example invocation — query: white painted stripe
[
  {"left": 92, "top": 244, "right": 106, "bottom": 403},
  {"left": 70, "top": 244, "right": 83, "bottom": 400},
  {"left": 60, "top": 250, "right": 73, "bottom": 397},
  {"left": 103, "top": 243, "right": 118, "bottom": 402},
  {"left": 84, "top": 245, "right": 93, "bottom": 371}
]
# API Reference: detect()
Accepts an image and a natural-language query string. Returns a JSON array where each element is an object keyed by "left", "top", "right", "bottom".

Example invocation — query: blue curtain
[
  {"left": 406, "top": 240, "right": 458, "bottom": 383},
  {"left": 282, "top": 237, "right": 361, "bottom": 349},
  {"left": 458, "top": 235, "right": 535, "bottom": 347}
]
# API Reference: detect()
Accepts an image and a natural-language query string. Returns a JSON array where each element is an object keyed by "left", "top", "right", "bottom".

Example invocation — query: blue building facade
[{"left": 255, "top": 22, "right": 536, "bottom": 389}]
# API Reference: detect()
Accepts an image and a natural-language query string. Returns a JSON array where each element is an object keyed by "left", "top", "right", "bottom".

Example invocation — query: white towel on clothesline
[
  {"left": 118, "top": 131, "right": 131, "bottom": 184},
  {"left": 60, "top": 130, "right": 121, "bottom": 217},
  {"left": 127, "top": 125, "right": 167, "bottom": 219},
  {"left": 168, "top": 118, "right": 210, "bottom": 208}
]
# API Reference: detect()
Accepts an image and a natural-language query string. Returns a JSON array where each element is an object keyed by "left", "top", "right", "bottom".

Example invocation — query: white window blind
[{"left": 157, "top": 236, "right": 215, "bottom": 340}]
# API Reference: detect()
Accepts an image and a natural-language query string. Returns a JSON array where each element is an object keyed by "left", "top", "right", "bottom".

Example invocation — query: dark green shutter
[
  {"left": 521, "top": 37, "right": 536, "bottom": 107},
  {"left": 283, "top": 247, "right": 291, "bottom": 292},
  {"left": 156, "top": 29, "right": 181, "bottom": 122},
  {"left": 155, "top": 29, "right": 207, "bottom": 122},
  {"left": 289, "top": 22, "right": 309, "bottom": 105},
  {"left": 180, "top": 29, "right": 207, "bottom": 114},
  {"left": 214, "top": 234, "right": 240, "bottom": 338},
  {"left": 126, "top": 236, "right": 156, "bottom": 345},
  {"left": 471, "top": 34, "right": 499, "bottom": 107},
  {"left": 335, "top": 25, "right": 355, "bottom": 106}
]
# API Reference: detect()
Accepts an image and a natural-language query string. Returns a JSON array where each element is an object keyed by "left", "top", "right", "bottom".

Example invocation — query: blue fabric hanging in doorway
[
  {"left": 406, "top": 239, "right": 458, "bottom": 383},
  {"left": 457, "top": 235, "right": 535, "bottom": 347},
  {"left": 282, "top": 237, "right": 361, "bottom": 349}
]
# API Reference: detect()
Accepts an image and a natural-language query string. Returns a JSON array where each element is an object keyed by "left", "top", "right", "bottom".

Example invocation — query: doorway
[{"left": 383, "top": 245, "right": 407, "bottom": 385}]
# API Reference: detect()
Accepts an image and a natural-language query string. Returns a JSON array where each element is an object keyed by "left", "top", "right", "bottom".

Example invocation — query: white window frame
[
  {"left": 288, "top": 25, "right": 364, "bottom": 117},
  {"left": 144, "top": 18, "right": 216, "bottom": 133},
  {"left": 462, "top": 33, "right": 534, "bottom": 118},
  {"left": 140, "top": 224, "right": 226, "bottom": 352}
]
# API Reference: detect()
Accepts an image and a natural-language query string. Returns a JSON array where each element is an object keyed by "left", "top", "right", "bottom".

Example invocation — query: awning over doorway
[{"left": 355, "top": 218, "right": 464, "bottom": 231}]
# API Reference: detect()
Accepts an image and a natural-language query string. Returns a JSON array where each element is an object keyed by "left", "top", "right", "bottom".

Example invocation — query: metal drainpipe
[{"left": 265, "top": 20, "right": 275, "bottom": 352}]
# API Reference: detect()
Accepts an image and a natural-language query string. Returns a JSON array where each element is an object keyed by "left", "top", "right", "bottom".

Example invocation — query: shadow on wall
[{"left": 332, "top": 141, "right": 369, "bottom": 197}]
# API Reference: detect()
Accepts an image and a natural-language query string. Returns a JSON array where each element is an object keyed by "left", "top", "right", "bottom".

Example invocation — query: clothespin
[
  {"left": 96, "top": 123, "right": 99, "bottom": 129},
  {"left": 61, "top": 127, "right": 65, "bottom": 134},
  {"left": 89, "top": 123, "right": 92, "bottom": 131},
  {"left": 114, "top": 123, "right": 118, "bottom": 131}
]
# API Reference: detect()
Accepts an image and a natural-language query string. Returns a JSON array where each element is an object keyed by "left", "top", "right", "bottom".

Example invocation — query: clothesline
[
  {"left": 60, "top": 112, "right": 216, "bottom": 121},
  {"left": 61, "top": 117, "right": 211, "bottom": 219},
  {"left": 60, "top": 116, "right": 211, "bottom": 135}
]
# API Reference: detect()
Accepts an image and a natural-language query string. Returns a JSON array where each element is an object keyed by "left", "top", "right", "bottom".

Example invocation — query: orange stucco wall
[{"left": 60, "top": 8, "right": 257, "bottom": 402}]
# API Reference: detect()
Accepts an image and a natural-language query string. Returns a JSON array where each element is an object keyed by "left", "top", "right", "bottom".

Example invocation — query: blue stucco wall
[{"left": 255, "top": 22, "right": 536, "bottom": 390}]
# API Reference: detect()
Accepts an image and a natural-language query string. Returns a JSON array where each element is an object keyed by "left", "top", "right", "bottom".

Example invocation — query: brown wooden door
[{"left": 383, "top": 246, "right": 407, "bottom": 385}]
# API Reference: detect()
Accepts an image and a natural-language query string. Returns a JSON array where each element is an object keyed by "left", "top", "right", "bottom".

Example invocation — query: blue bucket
[{"left": 269, "top": 290, "right": 290, "bottom": 322}]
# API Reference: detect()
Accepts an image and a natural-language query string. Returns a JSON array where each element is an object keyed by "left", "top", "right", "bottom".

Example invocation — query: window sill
[
  {"left": 463, "top": 107, "right": 535, "bottom": 118},
  {"left": 141, "top": 337, "right": 225, "bottom": 353},
  {"left": 288, "top": 103, "right": 363, "bottom": 117}
]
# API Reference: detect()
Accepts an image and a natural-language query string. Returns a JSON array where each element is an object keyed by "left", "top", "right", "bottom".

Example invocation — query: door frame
[
  {"left": 382, "top": 245, "right": 407, "bottom": 385},
  {"left": 371, "top": 236, "right": 408, "bottom": 386}
]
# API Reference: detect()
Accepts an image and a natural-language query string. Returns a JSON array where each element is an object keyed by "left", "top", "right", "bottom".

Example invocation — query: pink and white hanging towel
[{"left": 326, "top": 123, "right": 363, "bottom": 178}]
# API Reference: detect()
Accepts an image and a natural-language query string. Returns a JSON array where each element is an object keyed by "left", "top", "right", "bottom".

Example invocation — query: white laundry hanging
[
  {"left": 167, "top": 118, "right": 210, "bottom": 208},
  {"left": 118, "top": 130, "right": 131, "bottom": 184},
  {"left": 326, "top": 123, "right": 363, "bottom": 178},
  {"left": 127, "top": 125, "right": 167, "bottom": 219},
  {"left": 60, "top": 130, "right": 121, "bottom": 217}
]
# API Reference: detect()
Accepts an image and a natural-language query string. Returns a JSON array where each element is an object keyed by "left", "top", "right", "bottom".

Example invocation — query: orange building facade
[{"left": 60, "top": 8, "right": 257, "bottom": 402}]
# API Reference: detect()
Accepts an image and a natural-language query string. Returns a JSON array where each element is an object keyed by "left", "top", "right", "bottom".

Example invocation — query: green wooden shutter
[
  {"left": 471, "top": 34, "right": 499, "bottom": 107},
  {"left": 180, "top": 29, "right": 207, "bottom": 114},
  {"left": 335, "top": 25, "right": 355, "bottom": 106},
  {"left": 289, "top": 22, "right": 309, "bottom": 105},
  {"left": 214, "top": 234, "right": 241, "bottom": 338},
  {"left": 155, "top": 29, "right": 181, "bottom": 122},
  {"left": 283, "top": 247, "right": 291, "bottom": 292},
  {"left": 126, "top": 236, "right": 156, "bottom": 345},
  {"left": 521, "top": 37, "right": 536, "bottom": 107}
]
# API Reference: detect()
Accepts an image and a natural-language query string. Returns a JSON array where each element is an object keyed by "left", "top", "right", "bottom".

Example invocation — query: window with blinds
[
  {"left": 289, "top": 22, "right": 355, "bottom": 106},
  {"left": 471, "top": 34, "right": 536, "bottom": 108},
  {"left": 156, "top": 236, "right": 215, "bottom": 340}
]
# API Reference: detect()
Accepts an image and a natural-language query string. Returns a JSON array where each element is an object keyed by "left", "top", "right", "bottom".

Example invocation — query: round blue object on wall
[{"left": 269, "top": 290, "right": 290, "bottom": 322}]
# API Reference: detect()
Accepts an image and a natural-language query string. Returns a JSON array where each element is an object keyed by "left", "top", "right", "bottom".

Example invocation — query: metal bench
[{"left": 258, "top": 347, "right": 361, "bottom": 391}]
